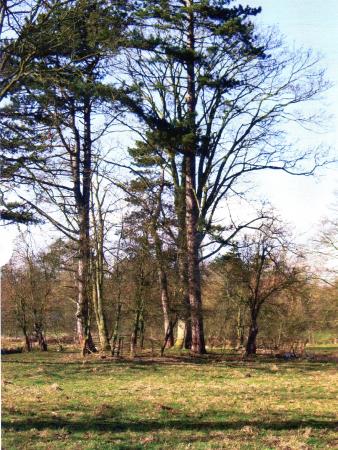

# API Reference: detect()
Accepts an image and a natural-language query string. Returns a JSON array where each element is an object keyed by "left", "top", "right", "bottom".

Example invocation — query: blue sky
[{"left": 246, "top": 0, "right": 338, "bottom": 240}]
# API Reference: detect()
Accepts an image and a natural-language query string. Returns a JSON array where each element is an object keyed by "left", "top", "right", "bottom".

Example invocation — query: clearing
[{"left": 2, "top": 347, "right": 338, "bottom": 449}]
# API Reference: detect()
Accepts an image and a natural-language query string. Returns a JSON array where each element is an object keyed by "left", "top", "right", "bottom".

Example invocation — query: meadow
[{"left": 2, "top": 347, "right": 338, "bottom": 449}]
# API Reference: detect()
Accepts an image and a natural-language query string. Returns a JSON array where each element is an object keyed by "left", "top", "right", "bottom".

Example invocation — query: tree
[
  {"left": 116, "top": 0, "right": 327, "bottom": 353},
  {"left": 0, "top": 0, "right": 62, "bottom": 101},
  {"left": 237, "top": 226, "right": 302, "bottom": 355},
  {"left": 90, "top": 160, "right": 122, "bottom": 353},
  {"left": 204, "top": 224, "right": 306, "bottom": 354},
  {"left": 0, "top": 1, "right": 71, "bottom": 224},
  {"left": 318, "top": 193, "right": 338, "bottom": 275},
  {"left": 203, "top": 249, "right": 249, "bottom": 348},
  {"left": 123, "top": 170, "right": 178, "bottom": 348},
  {"left": 119, "top": 216, "right": 160, "bottom": 356},
  {"left": 109, "top": 220, "right": 127, "bottom": 356},
  {"left": 3, "top": 263, "right": 33, "bottom": 351},
  {"left": 1, "top": 0, "right": 129, "bottom": 354},
  {"left": 1, "top": 231, "right": 62, "bottom": 351}
]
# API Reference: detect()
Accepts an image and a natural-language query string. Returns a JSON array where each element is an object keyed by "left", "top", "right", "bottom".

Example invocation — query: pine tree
[
  {"left": 119, "top": 0, "right": 263, "bottom": 353},
  {"left": 1, "top": 0, "right": 130, "bottom": 354},
  {"left": 117, "top": 0, "right": 326, "bottom": 353}
]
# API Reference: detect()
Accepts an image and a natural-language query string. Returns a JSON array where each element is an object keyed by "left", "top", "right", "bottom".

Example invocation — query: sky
[
  {"left": 248, "top": 0, "right": 338, "bottom": 241},
  {"left": 0, "top": 0, "right": 337, "bottom": 266}
]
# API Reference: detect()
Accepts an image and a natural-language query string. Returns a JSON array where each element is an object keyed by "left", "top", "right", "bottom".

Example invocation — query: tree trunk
[
  {"left": 175, "top": 319, "right": 185, "bottom": 349},
  {"left": 77, "top": 255, "right": 97, "bottom": 356},
  {"left": 236, "top": 308, "right": 245, "bottom": 348},
  {"left": 75, "top": 96, "right": 97, "bottom": 356},
  {"left": 22, "top": 326, "right": 31, "bottom": 352},
  {"left": 111, "top": 224, "right": 124, "bottom": 356},
  {"left": 175, "top": 316, "right": 192, "bottom": 349},
  {"left": 158, "top": 267, "right": 174, "bottom": 348},
  {"left": 185, "top": 156, "right": 206, "bottom": 354},
  {"left": 130, "top": 287, "right": 145, "bottom": 356},
  {"left": 150, "top": 171, "right": 174, "bottom": 348},
  {"left": 130, "top": 310, "right": 140, "bottom": 357},
  {"left": 92, "top": 279, "right": 111, "bottom": 352},
  {"left": 91, "top": 254, "right": 111, "bottom": 352},
  {"left": 174, "top": 203, "right": 192, "bottom": 350},
  {"left": 34, "top": 323, "right": 48, "bottom": 351},
  {"left": 174, "top": 293, "right": 192, "bottom": 349},
  {"left": 246, "top": 319, "right": 259, "bottom": 355},
  {"left": 111, "top": 302, "right": 122, "bottom": 356},
  {"left": 151, "top": 223, "right": 174, "bottom": 348},
  {"left": 183, "top": 0, "right": 206, "bottom": 354},
  {"left": 90, "top": 169, "right": 112, "bottom": 353},
  {"left": 179, "top": 256, "right": 192, "bottom": 350},
  {"left": 32, "top": 309, "right": 47, "bottom": 351},
  {"left": 38, "top": 332, "right": 48, "bottom": 351},
  {"left": 139, "top": 312, "right": 145, "bottom": 349}
]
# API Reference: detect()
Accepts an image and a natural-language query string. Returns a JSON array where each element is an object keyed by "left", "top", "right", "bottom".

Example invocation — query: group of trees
[
  {"left": 1, "top": 1, "right": 336, "bottom": 356},
  {"left": 2, "top": 226, "right": 337, "bottom": 355}
]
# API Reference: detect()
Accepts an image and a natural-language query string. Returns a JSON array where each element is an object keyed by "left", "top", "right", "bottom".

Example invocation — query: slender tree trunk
[
  {"left": 34, "top": 323, "right": 47, "bottom": 351},
  {"left": 178, "top": 249, "right": 192, "bottom": 349},
  {"left": 150, "top": 171, "right": 174, "bottom": 348},
  {"left": 92, "top": 270, "right": 111, "bottom": 352},
  {"left": 185, "top": 156, "right": 206, "bottom": 354},
  {"left": 158, "top": 268, "right": 174, "bottom": 347},
  {"left": 111, "top": 222, "right": 124, "bottom": 356},
  {"left": 77, "top": 218, "right": 97, "bottom": 356},
  {"left": 174, "top": 181, "right": 192, "bottom": 350},
  {"left": 37, "top": 331, "right": 48, "bottom": 351},
  {"left": 152, "top": 224, "right": 174, "bottom": 348},
  {"left": 183, "top": 0, "right": 206, "bottom": 354},
  {"left": 111, "top": 302, "right": 122, "bottom": 356},
  {"left": 22, "top": 326, "right": 31, "bottom": 352},
  {"left": 76, "top": 254, "right": 88, "bottom": 347},
  {"left": 130, "top": 309, "right": 140, "bottom": 357},
  {"left": 175, "top": 252, "right": 191, "bottom": 349},
  {"left": 32, "top": 309, "right": 47, "bottom": 351},
  {"left": 246, "top": 316, "right": 259, "bottom": 355},
  {"left": 18, "top": 297, "right": 31, "bottom": 351},
  {"left": 174, "top": 269, "right": 192, "bottom": 349},
  {"left": 175, "top": 321, "right": 185, "bottom": 348},
  {"left": 130, "top": 279, "right": 145, "bottom": 357},
  {"left": 236, "top": 308, "right": 245, "bottom": 348},
  {"left": 96, "top": 306, "right": 111, "bottom": 352},
  {"left": 90, "top": 170, "right": 112, "bottom": 353},
  {"left": 75, "top": 96, "right": 97, "bottom": 356},
  {"left": 139, "top": 312, "right": 145, "bottom": 349}
]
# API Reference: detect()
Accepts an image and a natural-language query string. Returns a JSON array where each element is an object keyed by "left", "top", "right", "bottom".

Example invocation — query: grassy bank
[{"left": 2, "top": 348, "right": 338, "bottom": 449}]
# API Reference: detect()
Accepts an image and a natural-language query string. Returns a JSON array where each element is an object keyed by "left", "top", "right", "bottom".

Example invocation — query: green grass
[
  {"left": 305, "top": 344, "right": 338, "bottom": 354},
  {"left": 312, "top": 331, "right": 337, "bottom": 345},
  {"left": 2, "top": 347, "right": 338, "bottom": 449}
]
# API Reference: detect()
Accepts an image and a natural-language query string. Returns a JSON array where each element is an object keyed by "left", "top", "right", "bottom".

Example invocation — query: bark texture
[
  {"left": 246, "top": 319, "right": 259, "bottom": 355},
  {"left": 184, "top": 0, "right": 206, "bottom": 354},
  {"left": 73, "top": 96, "right": 97, "bottom": 356}
]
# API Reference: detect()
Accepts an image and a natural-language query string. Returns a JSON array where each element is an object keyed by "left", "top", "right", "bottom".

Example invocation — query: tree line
[
  {"left": 2, "top": 227, "right": 337, "bottom": 355},
  {"left": 1, "top": 0, "right": 336, "bottom": 356}
]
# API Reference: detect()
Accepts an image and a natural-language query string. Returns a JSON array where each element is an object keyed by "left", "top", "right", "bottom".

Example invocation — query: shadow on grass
[
  {"left": 3, "top": 413, "right": 338, "bottom": 434},
  {"left": 3, "top": 353, "right": 337, "bottom": 371}
]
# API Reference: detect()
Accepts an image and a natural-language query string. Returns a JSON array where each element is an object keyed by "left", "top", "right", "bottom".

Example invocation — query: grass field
[{"left": 2, "top": 347, "right": 338, "bottom": 449}]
